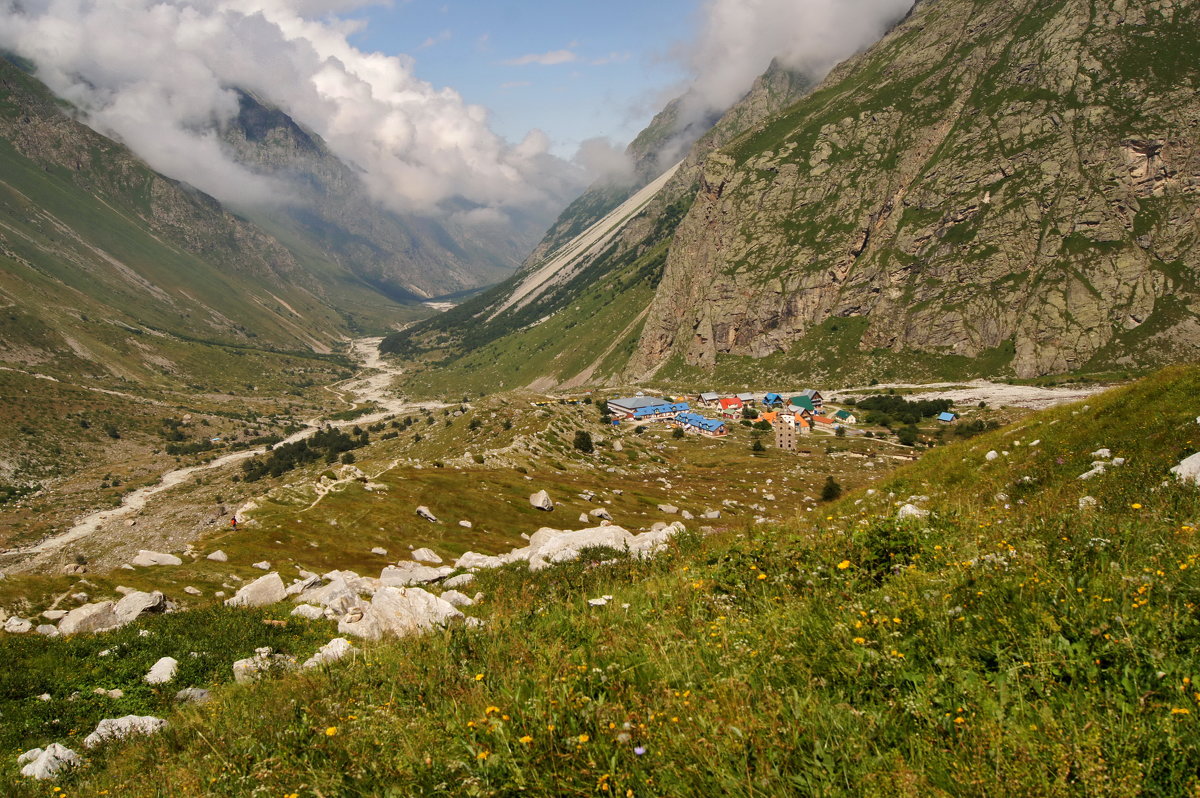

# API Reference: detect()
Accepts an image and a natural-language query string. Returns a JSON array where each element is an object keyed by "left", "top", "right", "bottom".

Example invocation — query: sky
[
  {"left": 0, "top": 0, "right": 913, "bottom": 224},
  {"left": 341, "top": 0, "right": 699, "bottom": 157}
]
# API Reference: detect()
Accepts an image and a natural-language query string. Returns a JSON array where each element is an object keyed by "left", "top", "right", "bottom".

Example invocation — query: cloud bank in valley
[{"left": 0, "top": 0, "right": 594, "bottom": 219}]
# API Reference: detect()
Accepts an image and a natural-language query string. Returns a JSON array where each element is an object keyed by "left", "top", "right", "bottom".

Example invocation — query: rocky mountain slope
[
  {"left": 223, "top": 91, "right": 534, "bottom": 301},
  {"left": 634, "top": 0, "right": 1200, "bottom": 380},
  {"left": 390, "top": 0, "right": 1200, "bottom": 395}
]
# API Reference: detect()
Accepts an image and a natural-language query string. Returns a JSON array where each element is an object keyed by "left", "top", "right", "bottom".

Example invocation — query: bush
[
  {"left": 573, "top": 430, "right": 594, "bottom": 454},
  {"left": 672, "top": 427, "right": 685, "bottom": 439},
  {"left": 751, "top": 438, "right": 766, "bottom": 453}
]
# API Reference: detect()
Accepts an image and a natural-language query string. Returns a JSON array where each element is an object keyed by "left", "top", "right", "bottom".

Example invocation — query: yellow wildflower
[
  {"left": 325, "top": 726, "right": 338, "bottom": 737},
  {"left": 477, "top": 750, "right": 490, "bottom": 760},
  {"left": 837, "top": 560, "right": 851, "bottom": 570},
  {"left": 1131, "top": 503, "right": 1143, "bottom": 510},
  {"left": 1171, "top": 708, "right": 1191, "bottom": 715},
  {"left": 578, "top": 733, "right": 590, "bottom": 743},
  {"left": 853, "top": 637, "right": 866, "bottom": 645},
  {"left": 474, "top": 673, "right": 484, "bottom": 681},
  {"left": 519, "top": 735, "right": 533, "bottom": 744},
  {"left": 757, "top": 573, "right": 767, "bottom": 580}
]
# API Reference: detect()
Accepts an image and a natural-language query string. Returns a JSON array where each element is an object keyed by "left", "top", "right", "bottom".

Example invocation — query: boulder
[
  {"left": 415, "top": 505, "right": 439, "bottom": 522},
  {"left": 627, "top": 522, "right": 686, "bottom": 557},
  {"left": 1170, "top": 452, "right": 1200, "bottom": 487},
  {"left": 529, "top": 490, "right": 554, "bottom": 511},
  {"left": 657, "top": 504, "right": 679, "bottom": 514},
  {"left": 35, "top": 625, "right": 60, "bottom": 637},
  {"left": 589, "top": 508, "right": 613, "bottom": 521},
  {"left": 458, "top": 520, "right": 473, "bottom": 528},
  {"left": 232, "top": 647, "right": 295, "bottom": 684},
  {"left": 442, "top": 573, "right": 476, "bottom": 589},
  {"left": 62, "top": 563, "right": 87, "bottom": 575},
  {"left": 206, "top": 550, "right": 229, "bottom": 562},
  {"left": 1078, "top": 496, "right": 1099, "bottom": 510},
  {"left": 681, "top": 510, "right": 694, "bottom": 520},
  {"left": 302, "top": 638, "right": 356, "bottom": 669},
  {"left": 183, "top": 586, "right": 202, "bottom": 596},
  {"left": 42, "top": 610, "right": 67, "bottom": 621},
  {"left": 440, "top": 589, "right": 474, "bottom": 607},
  {"left": 454, "top": 551, "right": 511, "bottom": 570},
  {"left": 58, "top": 602, "right": 120, "bottom": 636},
  {"left": 175, "top": 687, "right": 211, "bottom": 704},
  {"left": 411, "top": 547, "right": 443, "bottom": 564},
  {"left": 896, "top": 504, "right": 930, "bottom": 520},
  {"left": 131, "top": 550, "right": 182, "bottom": 567},
  {"left": 83, "top": 715, "right": 167, "bottom": 748},
  {"left": 224, "top": 573, "right": 287, "bottom": 609},
  {"left": 252, "top": 561, "right": 271, "bottom": 571},
  {"left": 113, "top": 590, "right": 167, "bottom": 626},
  {"left": 144, "top": 656, "right": 178, "bottom": 685},
  {"left": 18, "top": 744, "right": 80, "bottom": 780},
  {"left": 285, "top": 574, "right": 322, "bottom": 596},
  {"left": 291, "top": 604, "right": 326, "bottom": 620},
  {"left": 380, "top": 562, "right": 453, "bottom": 586},
  {"left": 370, "top": 547, "right": 388, "bottom": 556},
  {"left": 701, "top": 510, "right": 721, "bottom": 520},
  {"left": 295, "top": 574, "right": 361, "bottom": 613},
  {"left": 337, "top": 587, "right": 462, "bottom": 641},
  {"left": 527, "top": 525, "right": 635, "bottom": 571},
  {"left": 578, "top": 512, "right": 589, "bottom": 523},
  {"left": 985, "top": 450, "right": 999, "bottom": 461}
]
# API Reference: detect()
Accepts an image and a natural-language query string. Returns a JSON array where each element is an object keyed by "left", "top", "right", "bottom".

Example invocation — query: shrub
[
  {"left": 573, "top": 430, "right": 594, "bottom": 453},
  {"left": 672, "top": 427, "right": 685, "bottom": 439},
  {"left": 821, "top": 476, "right": 842, "bottom": 501}
]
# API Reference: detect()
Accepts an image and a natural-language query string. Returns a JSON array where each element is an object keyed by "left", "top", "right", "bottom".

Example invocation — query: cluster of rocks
[
  {"left": 2, "top": 590, "right": 171, "bottom": 638},
  {"left": 18, "top": 715, "right": 168, "bottom": 780},
  {"left": 1079, "top": 448, "right": 1126, "bottom": 481}
]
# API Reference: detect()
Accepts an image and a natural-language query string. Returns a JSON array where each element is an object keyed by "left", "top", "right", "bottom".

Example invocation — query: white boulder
[
  {"left": 985, "top": 450, "right": 999, "bottom": 461},
  {"left": 529, "top": 490, "right": 554, "bottom": 511},
  {"left": 175, "top": 687, "right": 211, "bottom": 704},
  {"left": 380, "top": 562, "right": 453, "bottom": 586},
  {"left": 302, "top": 638, "right": 356, "bottom": 669},
  {"left": 131, "top": 550, "right": 182, "bottom": 567},
  {"left": 83, "top": 715, "right": 167, "bottom": 748},
  {"left": 290, "top": 604, "right": 326, "bottom": 620},
  {"left": 18, "top": 744, "right": 80, "bottom": 780},
  {"left": 589, "top": 508, "right": 613, "bottom": 521},
  {"left": 443, "top": 573, "right": 476, "bottom": 588},
  {"left": 658, "top": 504, "right": 679, "bottom": 514},
  {"left": 232, "top": 647, "right": 295, "bottom": 683},
  {"left": 337, "top": 587, "right": 462, "bottom": 641},
  {"left": 896, "top": 504, "right": 930, "bottom": 521},
  {"left": 1170, "top": 452, "right": 1200, "bottom": 487},
  {"left": 114, "top": 590, "right": 167, "bottom": 626},
  {"left": 251, "top": 561, "right": 271, "bottom": 571},
  {"left": 58, "top": 602, "right": 119, "bottom": 636},
  {"left": 144, "top": 656, "right": 178, "bottom": 685},
  {"left": 415, "top": 505, "right": 439, "bottom": 522},
  {"left": 440, "top": 589, "right": 474, "bottom": 607},
  {"left": 370, "top": 547, "right": 388, "bottom": 556},
  {"left": 411, "top": 547, "right": 443, "bottom": 564},
  {"left": 224, "top": 572, "right": 287, "bottom": 608},
  {"left": 1079, "top": 496, "right": 1099, "bottom": 510},
  {"left": 206, "top": 550, "right": 229, "bottom": 562}
]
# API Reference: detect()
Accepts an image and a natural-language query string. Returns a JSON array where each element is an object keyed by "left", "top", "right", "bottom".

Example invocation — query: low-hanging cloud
[
  {"left": 0, "top": 0, "right": 592, "bottom": 219},
  {"left": 679, "top": 0, "right": 915, "bottom": 125}
]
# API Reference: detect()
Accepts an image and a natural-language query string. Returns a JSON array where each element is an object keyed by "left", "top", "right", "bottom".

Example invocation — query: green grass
[{"left": 4, "top": 367, "right": 1199, "bottom": 795}]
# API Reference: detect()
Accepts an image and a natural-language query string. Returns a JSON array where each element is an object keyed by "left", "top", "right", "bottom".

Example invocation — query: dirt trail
[
  {"left": 829, "top": 379, "right": 1111, "bottom": 410},
  {"left": 3, "top": 338, "right": 431, "bottom": 562}
]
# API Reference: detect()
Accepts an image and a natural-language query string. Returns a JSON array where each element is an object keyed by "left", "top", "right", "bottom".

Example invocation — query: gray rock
[
  {"left": 18, "top": 743, "right": 80, "bottom": 780},
  {"left": 302, "top": 637, "right": 356, "bottom": 669},
  {"left": 1078, "top": 495, "right": 1099, "bottom": 509},
  {"left": 1170, "top": 452, "right": 1200, "bottom": 486},
  {"left": 131, "top": 550, "right": 182, "bottom": 567},
  {"left": 206, "top": 550, "right": 229, "bottom": 562},
  {"left": 144, "top": 656, "right": 178, "bottom": 685},
  {"left": 442, "top": 573, "right": 476, "bottom": 588},
  {"left": 458, "top": 520, "right": 473, "bottom": 528},
  {"left": 290, "top": 604, "right": 326, "bottom": 620},
  {"left": 896, "top": 503, "right": 930, "bottom": 521},
  {"left": 415, "top": 505, "right": 439, "bottom": 522},
  {"left": 337, "top": 587, "right": 462, "bottom": 641},
  {"left": 370, "top": 546, "right": 388, "bottom": 556},
  {"left": 83, "top": 715, "right": 167, "bottom": 748},
  {"left": 440, "top": 589, "right": 474, "bottom": 607},
  {"left": 93, "top": 688, "right": 124, "bottom": 698},
  {"left": 681, "top": 509, "right": 694, "bottom": 520},
  {"left": 657, "top": 504, "right": 679, "bottom": 514},
  {"left": 35, "top": 624, "right": 60, "bottom": 637},
  {"left": 589, "top": 508, "right": 613, "bottom": 521},
  {"left": 58, "top": 602, "right": 119, "bottom": 636},
  {"left": 379, "top": 562, "right": 453, "bottom": 586},
  {"left": 183, "top": 586, "right": 202, "bottom": 596},
  {"left": 285, "top": 574, "right": 322, "bottom": 596},
  {"left": 701, "top": 510, "right": 721, "bottom": 520},
  {"left": 114, "top": 591, "right": 167, "bottom": 626},
  {"left": 232, "top": 647, "right": 295, "bottom": 683},
  {"left": 411, "top": 547, "right": 443, "bottom": 564},
  {"left": 224, "top": 573, "right": 287, "bottom": 609},
  {"left": 529, "top": 490, "right": 554, "bottom": 511},
  {"left": 985, "top": 450, "right": 999, "bottom": 461},
  {"left": 42, "top": 610, "right": 67, "bottom": 621},
  {"left": 175, "top": 687, "right": 211, "bottom": 704},
  {"left": 251, "top": 561, "right": 271, "bottom": 571}
]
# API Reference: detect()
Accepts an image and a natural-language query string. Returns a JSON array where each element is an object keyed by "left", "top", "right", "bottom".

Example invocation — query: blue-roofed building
[
  {"left": 763, "top": 393, "right": 783, "bottom": 407},
  {"left": 630, "top": 402, "right": 690, "bottom": 421},
  {"left": 607, "top": 396, "right": 670, "bottom": 418},
  {"left": 937, "top": 412, "right": 958, "bottom": 423},
  {"left": 673, "top": 412, "right": 728, "bottom": 437}
]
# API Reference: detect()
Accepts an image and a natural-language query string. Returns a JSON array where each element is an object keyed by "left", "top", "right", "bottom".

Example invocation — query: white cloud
[
  {"left": 503, "top": 49, "right": 578, "bottom": 67},
  {"left": 418, "top": 29, "right": 452, "bottom": 50},
  {"left": 679, "top": 0, "right": 915, "bottom": 124},
  {"left": 0, "top": 0, "right": 588, "bottom": 220}
]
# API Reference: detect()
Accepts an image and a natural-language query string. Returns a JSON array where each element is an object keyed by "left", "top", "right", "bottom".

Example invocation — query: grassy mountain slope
[
  {"left": 5, "top": 366, "right": 1200, "bottom": 795},
  {"left": 635, "top": 0, "right": 1200, "bottom": 381},
  {"left": 383, "top": 61, "right": 814, "bottom": 397}
]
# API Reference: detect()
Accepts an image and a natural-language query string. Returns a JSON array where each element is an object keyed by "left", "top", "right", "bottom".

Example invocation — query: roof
[
  {"left": 764, "top": 393, "right": 782, "bottom": 402},
  {"left": 799, "top": 389, "right": 822, "bottom": 399},
  {"left": 938, "top": 412, "right": 958, "bottom": 422},
  {"left": 699, "top": 392, "right": 721, "bottom": 401},
  {"left": 718, "top": 397, "right": 743, "bottom": 409},
  {"left": 735, "top": 393, "right": 755, "bottom": 402},
  {"left": 608, "top": 396, "right": 666, "bottom": 411},
  {"left": 789, "top": 396, "right": 816, "bottom": 411},
  {"left": 631, "top": 403, "right": 689, "bottom": 418},
  {"left": 813, "top": 415, "right": 835, "bottom": 424},
  {"left": 834, "top": 409, "right": 853, "bottom": 420},
  {"left": 676, "top": 413, "right": 726, "bottom": 432}
]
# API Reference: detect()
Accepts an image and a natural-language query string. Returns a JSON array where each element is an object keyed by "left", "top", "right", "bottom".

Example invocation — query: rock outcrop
[
  {"left": 18, "top": 744, "right": 80, "bottom": 780},
  {"left": 224, "top": 573, "right": 287, "bottom": 608}
]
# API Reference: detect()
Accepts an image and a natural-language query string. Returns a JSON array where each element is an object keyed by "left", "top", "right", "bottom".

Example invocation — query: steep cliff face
[
  {"left": 634, "top": 0, "right": 1200, "bottom": 379},
  {"left": 222, "top": 91, "right": 529, "bottom": 300}
]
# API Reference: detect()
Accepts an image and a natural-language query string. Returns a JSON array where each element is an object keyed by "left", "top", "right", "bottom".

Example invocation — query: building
[
  {"left": 763, "top": 393, "right": 783, "bottom": 407},
  {"left": 698, "top": 392, "right": 721, "bottom": 407},
  {"left": 833, "top": 409, "right": 857, "bottom": 425},
  {"left": 674, "top": 413, "right": 728, "bottom": 437},
  {"left": 607, "top": 396, "right": 687, "bottom": 420},
  {"left": 788, "top": 395, "right": 817, "bottom": 413},
  {"left": 796, "top": 389, "right": 824, "bottom": 410},
  {"left": 735, "top": 392, "right": 756, "bottom": 405},
  {"left": 812, "top": 414, "right": 837, "bottom": 428},
  {"left": 774, "top": 414, "right": 810, "bottom": 451},
  {"left": 718, "top": 397, "right": 743, "bottom": 418}
]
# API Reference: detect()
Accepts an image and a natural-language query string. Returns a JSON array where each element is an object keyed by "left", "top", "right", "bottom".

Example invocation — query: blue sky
[{"left": 346, "top": 0, "right": 699, "bottom": 155}]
